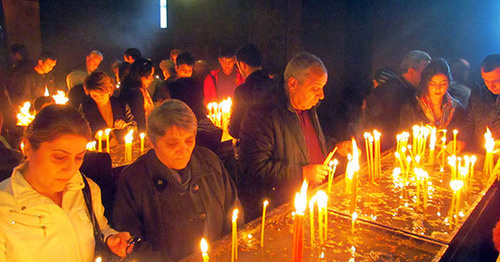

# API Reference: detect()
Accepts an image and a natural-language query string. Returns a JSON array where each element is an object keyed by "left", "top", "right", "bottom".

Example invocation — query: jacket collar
[{"left": 11, "top": 163, "right": 85, "bottom": 206}]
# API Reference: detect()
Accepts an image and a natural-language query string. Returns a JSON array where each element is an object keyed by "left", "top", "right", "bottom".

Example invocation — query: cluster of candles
[
  {"left": 364, "top": 130, "right": 381, "bottom": 181},
  {"left": 345, "top": 139, "right": 360, "bottom": 214},
  {"left": 207, "top": 98, "right": 232, "bottom": 130},
  {"left": 87, "top": 129, "right": 146, "bottom": 163},
  {"left": 16, "top": 90, "right": 70, "bottom": 127},
  {"left": 308, "top": 190, "right": 328, "bottom": 247}
]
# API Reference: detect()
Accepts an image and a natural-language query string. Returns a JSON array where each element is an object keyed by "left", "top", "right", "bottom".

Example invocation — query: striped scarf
[{"left": 418, "top": 93, "right": 458, "bottom": 129}]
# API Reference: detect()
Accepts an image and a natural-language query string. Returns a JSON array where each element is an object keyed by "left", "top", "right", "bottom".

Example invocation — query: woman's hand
[
  {"left": 114, "top": 119, "right": 128, "bottom": 130},
  {"left": 106, "top": 232, "right": 132, "bottom": 258}
]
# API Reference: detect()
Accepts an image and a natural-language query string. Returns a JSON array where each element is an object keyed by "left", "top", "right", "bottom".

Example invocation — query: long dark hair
[
  {"left": 418, "top": 58, "right": 452, "bottom": 98},
  {"left": 24, "top": 104, "right": 91, "bottom": 150},
  {"left": 120, "top": 58, "right": 154, "bottom": 94}
]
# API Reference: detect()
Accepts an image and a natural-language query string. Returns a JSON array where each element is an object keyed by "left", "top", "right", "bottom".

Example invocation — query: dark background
[{"left": 3, "top": 0, "right": 500, "bottom": 140}]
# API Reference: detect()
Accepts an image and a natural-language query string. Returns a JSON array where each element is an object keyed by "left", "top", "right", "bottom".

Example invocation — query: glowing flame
[
  {"left": 124, "top": 130, "right": 134, "bottom": 143},
  {"left": 263, "top": 200, "right": 269, "bottom": 208},
  {"left": 220, "top": 97, "right": 232, "bottom": 114},
  {"left": 316, "top": 190, "right": 328, "bottom": 209},
  {"left": 86, "top": 141, "right": 96, "bottom": 151},
  {"left": 294, "top": 180, "right": 308, "bottom": 215},
  {"left": 232, "top": 209, "right": 239, "bottom": 222},
  {"left": 485, "top": 128, "right": 494, "bottom": 152},
  {"left": 352, "top": 212, "right": 358, "bottom": 221},
  {"left": 200, "top": 238, "right": 208, "bottom": 253},
  {"left": 414, "top": 168, "right": 429, "bottom": 180},
  {"left": 429, "top": 127, "right": 437, "bottom": 149},
  {"left": 140, "top": 132, "right": 145, "bottom": 139},
  {"left": 450, "top": 180, "right": 464, "bottom": 192},
  {"left": 105, "top": 128, "right": 112, "bottom": 136},
  {"left": 16, "top": 102, "right": 35, "bottom": 126},
  {"left": 44, "top": 86, "right": 49, "bottom": 97},
  {"left": 52, "top": 90, "right": 69, "bottom": 104}
]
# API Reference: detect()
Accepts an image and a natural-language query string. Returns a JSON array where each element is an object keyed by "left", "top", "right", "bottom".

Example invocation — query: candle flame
[
  {"left": 124, "top": 130, "right": 134, "bottom": 143},
  {"left": 294, "top": 180, "right": 308, "bottom": 215},
  {"left": 485, "top": 128, "right": 494, "bottom": 152},
  {"left": 232, "top": 209, "right": 239, "bottom": 222},
  {"left": 450, "top": 180, "right": 464, "bottom": 192},
  {"left": 44, "top": 86, "right": 49, "bottom": 96},
  {"left": 52, "top": 90, "right": 69, "bottom": 104},
  {"left": 414, "top": 168, "right": 428, "bottom": 180},
  {"left": 97, "top": 130, "right": 104, "bottom": 139},
  {"left": 16, "top": 102, "right": 35, "bottom": 126},
  {"left": 200, "top": 238, "right": 208, "bottom": 253},
  {"left": 263, "top": 200, "right": 269, "bottom": 207},
  {"left": 316, "top": 190, "right": 328, "bottom": 208},
  {"left": 95, "top": 257, "right": 102, "bottom": 262},
  {"left": 352, "top": 212, "right": 358, "bottom": 221},
  {"left": 86, "top": 141, "right": 96, "bottom": 151},
  {"left": 105, "top": 128, "right": 112, "bottom": 135}
]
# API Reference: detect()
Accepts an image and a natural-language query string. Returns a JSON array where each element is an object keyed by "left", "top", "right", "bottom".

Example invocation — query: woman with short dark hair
[
  {"left": 0, "top": 104, "right": 132, "bottom": 261},
  {"left": 81, "top": 71, "right": 134, "bottom": 144}
]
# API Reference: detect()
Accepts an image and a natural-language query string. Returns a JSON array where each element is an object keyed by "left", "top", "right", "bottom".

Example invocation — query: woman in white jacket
[{"left": 0, "top": 104, "right": 131, "bottom": 262}]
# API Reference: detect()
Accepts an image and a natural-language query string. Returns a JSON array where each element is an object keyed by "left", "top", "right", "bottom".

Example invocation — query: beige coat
[{"left": 0, "top": 165, "right": 116, "bottom": 262}]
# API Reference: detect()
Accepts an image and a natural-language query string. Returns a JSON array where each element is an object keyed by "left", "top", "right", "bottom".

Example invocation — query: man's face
[
  {"left": 86, "top": 54, "right": 103, "bottom": 73},
  {"left": 176, "top": 64, "right": 193, "bottom": 78},
  {"left": 219, "top": 57, "right": 235, "bottom": 75},
  {"left": 414, "top": 60, "right": 431, "bottom": 85},
  {"left": 39, "top": 59, "right": 57, "bottom": 74},
  {"left": 289, "top": 65, "right": 328, "bottom": 110},
  {"left": 153, "top": 125, "right": 196, "bottom": 170},
  {"left": 481, "top": 67, "right": 500, "bottom": 95}
]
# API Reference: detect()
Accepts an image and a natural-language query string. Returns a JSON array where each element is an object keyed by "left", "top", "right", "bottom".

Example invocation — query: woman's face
[
  {"left": 427, "top": 73, "right": 449, "bottom": 101},
  {"left": 89, "top": 90, "right": 111, "bottom": 106},
  {"left": 141, "top": 68, "right": 155, "bottom": 88},
  {"left": 153, "top": 125, "right": 196, "bottom": 170},
  {"left": 25, "top": 134, "right": 87, "bottom": 194}
]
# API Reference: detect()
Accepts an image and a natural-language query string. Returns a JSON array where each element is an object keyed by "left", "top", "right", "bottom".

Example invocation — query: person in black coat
[
  {"left": 80, "top": 72, "right": 134, "bottom": 144},
  {"left": 119, "top": 58, "right": 155, "bottom": 131},
  {"left": 399, "top": 58, "right": 467, "bottom": 153},
  {"left": 112, "top": 99, "right": 241, "bottom": 262}
]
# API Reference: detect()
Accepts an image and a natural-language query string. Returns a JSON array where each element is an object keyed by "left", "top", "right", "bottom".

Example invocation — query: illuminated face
[
  {"left": 176, "top": 64, "right": 193, "bottom": 78},
  {"left": 153, "top": 126, "right": 196, "bottom": 170},
  {"left": 289, "top": 66, "right": 328, "bottom": 110},
  {"left": 39, "top": 59, "right": 57, "bottom": 74},
  {"left": 219, "top": 57, "right": 235, "bottom": 75},
  {"left": 25, "top": 134, "right": 87, "bottom": 194},
  {"left": 140, "top": 68, "right": 155, "bottom": 88},
  {"left": 427, "top": 73, "right": 449, "bottom": 101},
  {"left": 89, "top": 90, "right": 111, "bottom": 106},
  {"left": 481, "top": 67, "right": 500, "bottom": 95},
  {"left": 86, "top": 54, "right": 103, "bottom": 73}
]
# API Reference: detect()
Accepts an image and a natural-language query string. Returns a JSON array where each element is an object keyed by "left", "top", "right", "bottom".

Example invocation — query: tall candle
[
  {"left": 327, "top": 159, "right": 338, "bottom": 193},
  {"left": 292, "top": 180, "right": 308, "bottom": 262},
  {"left": 124, "top": 130, "right": 134, "bottom": 163},
  {"left": 97, "top": 130, "right": 103, "bottom": 152},
  {"left": 316, "top": 190, "right": 328, "bottom": 244},
  {"left": 200, "top": 238, "right": 209, "bottom": 262},
  {"left": 309, "top": 197, "right": 316, "bottom": 247},
  {"left": 351, "top": 212, "right": 358, "bottom": 234},
  {"left": 453, "top": 129, "right": 458, "bottom": 156},
  {"left": 140, "top": 132, "right": 146, "bottom": 154},
  {"left": 429, "top": 127, "right": 436, "bottom": 165},
  {"left": 104, "top": 128, "right": 111, "bottom": 153},
  {"left": 231, "top": 209, "right": 239, "bottom": 262},
  {"left": 374, "top": 130, "right": 381, "bottom": 179},
  {"left": 364, "top": 132, "right": 373, "bottom": 180},
  {"left": 261, "top": 200, "right": 269, "bottom": 248}
]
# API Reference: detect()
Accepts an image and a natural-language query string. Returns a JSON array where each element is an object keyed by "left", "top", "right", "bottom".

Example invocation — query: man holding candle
[
  {"left": 238, "top": 52, "right": 332, "bottom": 221},
  {"left": 112, "top": 99, "right": 241, "bottom": 262},
  {"left": 464, "top": 54, "right": 500, "bottom": 151}
]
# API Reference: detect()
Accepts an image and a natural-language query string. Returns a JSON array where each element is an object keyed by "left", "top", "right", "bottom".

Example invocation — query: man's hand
[
  {"left": 107, "top": 232, "right": 132, "bottom": 258},
  {"left": 114, "top": 119, "right": 128, "bottom": 129},
  {"left": 336, "top": 140, "right": 361, "bottom": 157},
  {"left": 302, "top": 164, "right": 329, "bottom": 185}
]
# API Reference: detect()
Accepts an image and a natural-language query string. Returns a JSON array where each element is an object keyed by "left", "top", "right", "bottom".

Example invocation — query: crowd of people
[{"left": 0, "top": 41, "right": 499, "bottom": 261}]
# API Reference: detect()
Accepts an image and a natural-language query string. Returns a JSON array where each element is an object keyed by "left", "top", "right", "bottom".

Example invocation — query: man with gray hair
[
  {"left": 113, "top": 99, "right": 241, "bottom": 261},
  {"left": 238, "top": 52, "right": 331, "bottom": 221},
  {"left": 360, "top": 50, "right": 431, "bottom": 151},
  {"left": 66, "top": 50, "right": 104, "bottom": 90}
]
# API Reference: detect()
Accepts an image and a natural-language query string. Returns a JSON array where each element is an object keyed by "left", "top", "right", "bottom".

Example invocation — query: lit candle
[
  {"left": 95, "top": 257, "right": 102, "bottom": 262},
  {"left": 124, "top": 130, "right": 134, "bottom": 163},
  {"left": 309, "top": 197, "right": 316, "bottom": 247},
  {"left": 484, "top": 128, "right": 494, "bottom": 177},
  {"left": 200, "top": 238, "right": 209, "bottom": 262},
  {"left": 20, "top": 142, "right": 25, "bottom": 154},
  {"left": 453, "top": 129, "right": 458, "bottom": 156},
  {"left": 140, "top": 132, "right": 146, "bottom": 154},
  {"left": 16, "top": 102, "right": 35, "bottom": 126},
  {"left": 231, "top": 209, "right": 239, "bottom": 262},
  {"left": 470, "top": 155, "right": 476, "bottom": 182},
  {"left": 374, "top": 130, "right": 381, "bottom": 179},
  {"left": 86, "top": 141, "right": 96, "bottom": 151},
  {"left": 97, "top": 130, "right": 103, "bottom": 152},
  {"left": 261, "top": 200, "right": 269, "bottom": 248},
  {"left": 429, "top": 127, "right": 436, "bottom": 165},
  {"left": 104, "top": 128, "right": 111, "bottom": 153},
  {"left": 449, "top": 180, "right": 464, "bottom": 225},
  {"left": 351, "top": 212, "right": 358, "bottom": 234},
  {"left": 368, "top": 135, "right": 374, "bottom": 181},
  {"left": 316, "top": 190, "right": 328, "bottom": 245},
  {"left": 412, "top": 125, "right": 419, "bottom": 155},
  {"left": 364, "top": 132, "right": 373, "bottom": 180},
  {"left": 327, "top": 159, "right": 338, "bottom": 193},
  {"left": 292, "top": 180, "right": 308, "bottom": 262},
  {"left": 44, "top": 86, "right": 49, "bottom": 96}
]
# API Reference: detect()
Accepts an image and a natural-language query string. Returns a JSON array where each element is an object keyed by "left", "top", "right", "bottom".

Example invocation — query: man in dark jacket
[
  {"left": 229, "top": 44, "right": 276, "bottom": 139},
  {"left": 238, "top": 52, "right": 331, "bottom": 221},
  {"left": 112, "top": 99, "right": 241, "bottom": 262},
  {"left": 360, "top": 50, "right": 431, "bottom": 151},
  {"left": 464, "top": 54, "right": 500, "bottom": 151}
]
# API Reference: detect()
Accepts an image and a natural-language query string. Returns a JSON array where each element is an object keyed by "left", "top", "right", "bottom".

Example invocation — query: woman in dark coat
[
  {"left": 80, "top": 71, "right": 134, "bottom": 144},
  {"left": 112, "top": 99, "right": 241, "bottom": 262},
  {"left": 119, "top": 58, "right": 155, "bottom": 131},
  {"left": 400, "top": 58, "right": 467, "bottom": 152}
]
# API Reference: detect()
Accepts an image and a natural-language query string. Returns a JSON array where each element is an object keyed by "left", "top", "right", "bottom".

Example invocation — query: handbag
[{"left": 81, "top": 174, "right": 123, "bottom": 262}]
